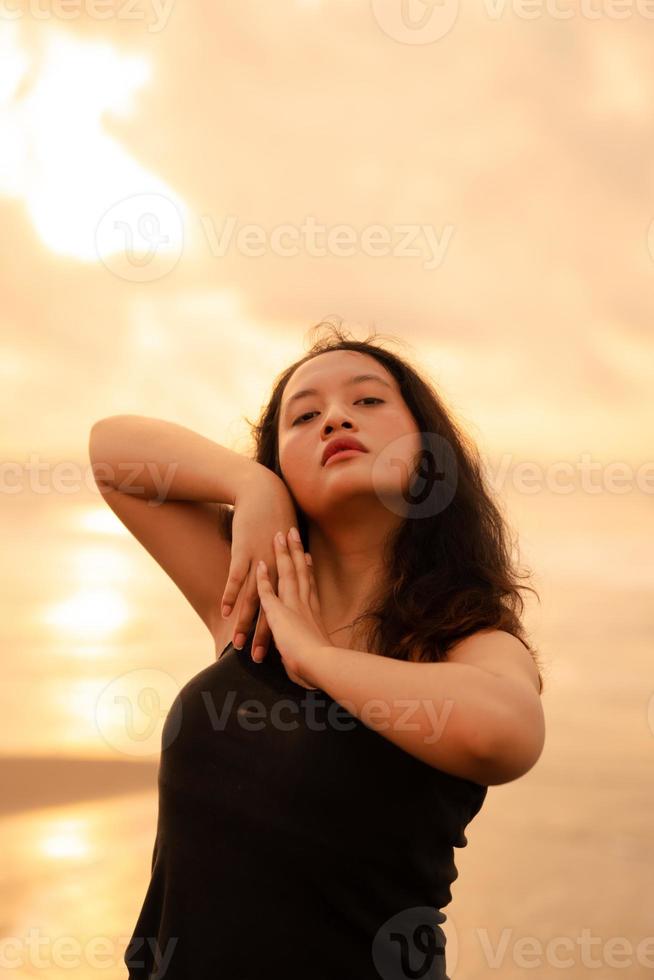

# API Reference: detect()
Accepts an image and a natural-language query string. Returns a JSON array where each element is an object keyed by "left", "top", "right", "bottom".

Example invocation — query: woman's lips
[{"left": 323, "top": 449, "right": 366, "bottom": 466}]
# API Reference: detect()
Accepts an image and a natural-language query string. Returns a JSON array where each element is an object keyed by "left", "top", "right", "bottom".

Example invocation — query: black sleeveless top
[{"left": 124, "top": 624, "right": 488, "bottom": 980}]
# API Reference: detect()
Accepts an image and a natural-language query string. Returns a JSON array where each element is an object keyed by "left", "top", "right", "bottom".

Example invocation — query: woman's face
[{"left": 276, "top": 349, "right": 422, "bottom": 522}]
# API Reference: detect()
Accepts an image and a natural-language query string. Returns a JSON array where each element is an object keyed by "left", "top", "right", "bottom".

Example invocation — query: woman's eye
[{"left": 292, "top": 398, "right": 384, "bottom": 426}]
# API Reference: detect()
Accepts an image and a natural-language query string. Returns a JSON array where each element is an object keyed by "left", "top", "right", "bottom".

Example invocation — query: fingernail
[
  {"left": 289, "top": 526, "right": 300, "bottom": 542},
  {"left": 222, "top": 604, "right": 232, "bottom": 618},
  {"left": 234, "top": 633, "right": 246, "bottom": 649},
  {"left": 305, "top": 553, "right": 312, "bottom": 565},
  {"left": 253, "top": 646, "right": 264, "bottom": 662},
  {"left": 275, "top": 531, "right": 285, "bottom": 546}
]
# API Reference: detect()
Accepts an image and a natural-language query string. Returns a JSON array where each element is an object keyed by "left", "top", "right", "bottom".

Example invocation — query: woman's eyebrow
[{"left": 283, "top": 373, "right": 392, "bottom": 415}]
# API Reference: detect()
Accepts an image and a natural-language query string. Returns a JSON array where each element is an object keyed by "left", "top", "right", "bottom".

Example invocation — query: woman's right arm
[{"left": 88, "top": 414, "right": 296, "bottom": 656}]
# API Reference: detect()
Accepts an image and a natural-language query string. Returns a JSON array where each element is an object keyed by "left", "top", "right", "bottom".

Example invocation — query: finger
[
  {"left": 251, "top": 605, "right": 271, "bottom": 663},
  {"left": 304, "top": 553, "right": 323, "bottom": 618},
  {"left": 230, "top": 572, "right": 261, "bottom": 648},
  {"left": 221, "top": 560, "right": 258, "bottom": 649},
  {"left": 255, "top": 560, "right": 278, "bottom": 616},
  {"left": 231, "top": 548, "right": 279, "bottom": 649},
  {"left": 286, "top": 527, "right": 311, "bottom": 604},
  {"left": 273, "top": 530, "right": 299, "bottom": 605},
  {"left": 220, "top": 556, "right": 250, "bottom": 618}
]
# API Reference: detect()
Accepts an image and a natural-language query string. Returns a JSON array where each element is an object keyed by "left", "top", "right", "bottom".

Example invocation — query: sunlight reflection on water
[{"left": 1, "top": 791, "right": 157, "bottom": 979}]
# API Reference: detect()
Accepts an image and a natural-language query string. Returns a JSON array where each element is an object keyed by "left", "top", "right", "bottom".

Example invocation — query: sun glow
[
  {"left": 43, "top": 588, "right": 130, "bottom": 636},
  {"left": 0, "top": 21, "right": 187, "bottom": 261},
  {"left": 40, "top": 819, "right": 91, "bottom": 860}
]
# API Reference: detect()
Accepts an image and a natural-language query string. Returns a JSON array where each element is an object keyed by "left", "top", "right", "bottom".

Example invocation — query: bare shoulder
[
  {"left": 446, "top": 628, "right": 545, "bottom": 784},
  {"left": 445, "top": 628, "right": 542, "bottom": 695}
]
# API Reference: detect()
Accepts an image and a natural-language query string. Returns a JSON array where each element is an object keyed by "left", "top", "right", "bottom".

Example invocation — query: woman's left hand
[{"left": 254, "top": 528, "right": 334, "bottom": 689}]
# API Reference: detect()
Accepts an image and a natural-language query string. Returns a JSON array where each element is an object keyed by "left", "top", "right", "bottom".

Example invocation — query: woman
[{"left": 90, "top": 321, "right": 546, "bottom": 979}]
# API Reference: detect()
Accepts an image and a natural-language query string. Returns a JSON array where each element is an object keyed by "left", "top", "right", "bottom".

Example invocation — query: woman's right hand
[{"left": 219, "top": 467, "right": 300, "bottom": 665}]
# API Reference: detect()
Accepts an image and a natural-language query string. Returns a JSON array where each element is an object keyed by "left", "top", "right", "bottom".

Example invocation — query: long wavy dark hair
[{"left": 221, "top": 318, "right": 545, "bottom": 694}]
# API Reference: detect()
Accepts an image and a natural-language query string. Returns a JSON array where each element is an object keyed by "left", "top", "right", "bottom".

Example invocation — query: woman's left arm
[
  {"left": 255, "top": 528, "right": 545, "bottom": 787},
  {"left": 306, "top": 634, "right": 546, "bottom": 786}
]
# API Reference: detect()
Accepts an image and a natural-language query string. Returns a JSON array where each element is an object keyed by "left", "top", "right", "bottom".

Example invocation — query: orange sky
[
  {"left": 1, "top": 3, "right": 652, "bottom": 760},
  {"left": 1, "top": 12, "right": 653, "bottom": 973},
  {"left": 1, "top": 6, "right": 652, "bottom": 469}
]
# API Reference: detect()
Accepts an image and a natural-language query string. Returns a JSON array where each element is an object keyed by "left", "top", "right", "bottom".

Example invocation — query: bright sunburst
[
  {"left": 0, "top": 21, "right": 187, "bottom": 261},
  {"left": 43, "top": 589, "right": 129, "bottom": 635}
]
